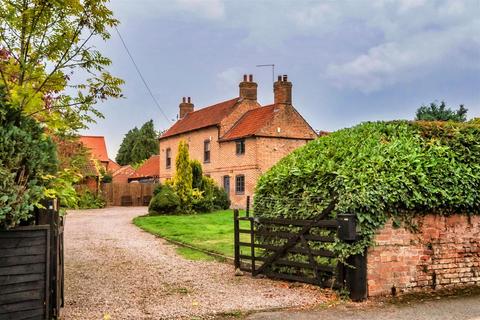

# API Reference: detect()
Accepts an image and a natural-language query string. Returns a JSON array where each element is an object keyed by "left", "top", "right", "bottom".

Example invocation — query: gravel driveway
[{"left": 62, "top": 207, "right": 331, "bottom": 319}]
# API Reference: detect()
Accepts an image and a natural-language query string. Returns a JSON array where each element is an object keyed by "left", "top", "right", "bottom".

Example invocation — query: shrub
[
  {"left": 77, "top": 190, "right": 105, "bottom": 209},
  {"left": 149, "top": 185, "right": 180, "bottom": 215},
  {"left": 190, "top": 159, "right": 203, "bottom": 189},
  {"left": 191, "top": 177, "right": 231, "bottom": 212},
  {"left": 153, "top": 183, "right": 163, "bottom": 196},
  {"left": 212, "top": 184, "right": 230, "bottom": 210},
  {"left": 0, "top": 105, "right": 57, "bottom": 229},
  {"left": 254, "top": 121, "right": 480, "bottom": 259}
]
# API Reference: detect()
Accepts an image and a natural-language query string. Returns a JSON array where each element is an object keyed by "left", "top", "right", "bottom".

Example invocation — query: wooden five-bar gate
[{"left": 234, "top": 199, "right": 367, "bottom": 301}]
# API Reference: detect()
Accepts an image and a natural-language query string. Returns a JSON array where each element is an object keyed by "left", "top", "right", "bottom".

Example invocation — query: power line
[{"left": 114, "top": 26, "right": 172, "bottom": 124}]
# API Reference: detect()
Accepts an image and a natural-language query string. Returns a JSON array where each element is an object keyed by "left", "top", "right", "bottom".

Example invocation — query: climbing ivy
[{"left": 254, "top": 121, "right": 480, "bottom": 260}]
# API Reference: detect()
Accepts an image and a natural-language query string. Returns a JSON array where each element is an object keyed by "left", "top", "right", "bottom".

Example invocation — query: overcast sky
[{"left": 80, "top": 0, "right": 480, "bottom": 158}]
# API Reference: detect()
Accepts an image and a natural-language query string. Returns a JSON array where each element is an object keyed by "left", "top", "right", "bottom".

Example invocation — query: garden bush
[
  {"left": 192, "top": 176, "right": 231, "bottom": 212},
  {"left": 0, "top": 104, "right": 57, "bottom": 229},
  {"left": 153, "top": 183, "right": 163, "bottom": 196},
  {"left": 254, "top": 121, "right": 480, "bottom": 259},
  {"left": 212, "top": 184, "right": 230, "bottom": 210},
  {"left": 149, "top": 185, "right": 180, "bottom": 215},
  {"left": 76, "top": 190, "right": 106, "bottom": 209}
]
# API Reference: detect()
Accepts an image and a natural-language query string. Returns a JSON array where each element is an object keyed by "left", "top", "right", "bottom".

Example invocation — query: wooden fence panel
[
  {"left": 102, "top": 183, "right": 158, "bottom": 206},
  {"left": 0, "top": 226, "right": 50, "bottom": 320}
]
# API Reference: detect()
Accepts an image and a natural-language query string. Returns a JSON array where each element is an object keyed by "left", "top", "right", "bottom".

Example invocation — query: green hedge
[
  {"left": 0, "top": 106, "right": 57, "bottom": 229},
  {"left": 254, "top": 121, "right": 480, "bottom": 258}
]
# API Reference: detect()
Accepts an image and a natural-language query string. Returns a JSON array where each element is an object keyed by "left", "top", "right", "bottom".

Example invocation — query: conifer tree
[
  {"left": 115, "top": 120, "right": 159, "bottom": 165},
  {"left": 173, "top": 140, "right": 193, "bottom": 212}
]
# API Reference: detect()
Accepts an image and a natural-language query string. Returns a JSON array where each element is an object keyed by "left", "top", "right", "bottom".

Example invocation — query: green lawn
[{"left": 133, "top": 210, "right": 249, "bottom": 260}]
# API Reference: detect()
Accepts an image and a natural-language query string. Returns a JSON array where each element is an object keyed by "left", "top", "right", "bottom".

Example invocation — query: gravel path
[{"left": 62, "top": 207, "right": 332, "bottom": 319}]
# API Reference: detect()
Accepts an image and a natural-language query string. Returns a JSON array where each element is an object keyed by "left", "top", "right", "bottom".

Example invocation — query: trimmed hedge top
[{"left": 254, "top": 121, "right": 480, "bottom": 255}]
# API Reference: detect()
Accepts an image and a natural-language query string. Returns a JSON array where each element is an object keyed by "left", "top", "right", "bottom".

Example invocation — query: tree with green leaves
[
  {"left": 415, "top": 101, "right": 468, "bottom": 122},
  {"left": 0, "top": 1, "right": 122, "bottom": 216},
  {"left": 0, "top": 0, "right": 123, "bottom": 133},
  {"left": 173, "top": 140, "right": 193, "bottom": 212},
  {"left": 115, "top": 120, "right": 159, "bottom": 165}
]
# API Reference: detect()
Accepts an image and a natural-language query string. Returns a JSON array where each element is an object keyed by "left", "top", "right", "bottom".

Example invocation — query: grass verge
[{"left": 133, "top": 210, "right": 249, "bottom": 260}]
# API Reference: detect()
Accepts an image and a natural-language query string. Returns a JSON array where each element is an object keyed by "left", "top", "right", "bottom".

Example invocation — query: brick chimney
[
  {"left": 274, "top": 75, "right": 292, "bottom": 105},
  {"left": 179, "top": 97, "right": 194, "bottom": 119},
  {"left": 239, "top": 74, "right": 257, "bottom": 101}
]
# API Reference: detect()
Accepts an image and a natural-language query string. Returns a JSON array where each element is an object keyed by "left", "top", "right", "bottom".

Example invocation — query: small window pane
[
  {"left": 166, "top": 148, "right": 171, "bottom": 168},
  {"left": 204, "top": 140, "right": 210, "bottom": 163},
  {"left": 235, "top": 175, "right": 245, "bottom": 194},
  {"left": 236, "top": 140, "right": 245, "bottom": 155}
]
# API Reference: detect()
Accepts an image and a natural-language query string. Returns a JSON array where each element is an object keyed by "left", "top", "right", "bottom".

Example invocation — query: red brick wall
[
  {"left": 257, "top": 104, "right": 317, "bottom": 140},
  {"left": 256, "top": 137, "right": 310, "bottom": 173},
  {"left": 367, "top": 215, "right": 480, "bottom": 296},
  {"left": 159, "top": 126, "right": 260, "bottom": 208}
]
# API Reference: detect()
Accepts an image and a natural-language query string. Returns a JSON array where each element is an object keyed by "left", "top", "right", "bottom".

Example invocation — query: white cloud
[
  {"left": 325, "top": 15, "right": 480, "bottom": 93},
  {"left": 113, "top": 0, "right": 479, "bottom": 93}
]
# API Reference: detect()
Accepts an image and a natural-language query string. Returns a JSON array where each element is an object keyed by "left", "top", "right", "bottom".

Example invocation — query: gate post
[
  {"left": 337, "top": 214, "right": 367, "bottom": 301},
  {"left": 233, "top": 209, "right": 240, "bottom": 269}
]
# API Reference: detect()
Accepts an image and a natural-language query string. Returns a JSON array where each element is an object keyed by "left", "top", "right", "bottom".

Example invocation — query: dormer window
[{"left": 235, "top": 139, "right": 245, "bottom": 155}]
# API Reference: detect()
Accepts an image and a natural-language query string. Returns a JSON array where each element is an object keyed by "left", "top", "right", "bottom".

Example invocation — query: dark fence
[
  {"left": 0, "top": 199, "right": 64, "bottom": 319},
  {"left": 234, "top": 198, "right": 367, "bottom": 301}
]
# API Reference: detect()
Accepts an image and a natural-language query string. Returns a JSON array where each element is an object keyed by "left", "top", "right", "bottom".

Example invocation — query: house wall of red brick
[
  {"left": 367, "top": 215, "right": 480, "bottom": 296},
  {"left": 256, "top": 137, "right": 311, "bottom": 172},
  {"left": 257, "top": 104, "right": 317, "bottom": 140},
  {"left": 159, "top": 126, "right": 261, "bottom": 208},
  {"left": 159, "top": 126, "right": 220, "bottom": 180}
]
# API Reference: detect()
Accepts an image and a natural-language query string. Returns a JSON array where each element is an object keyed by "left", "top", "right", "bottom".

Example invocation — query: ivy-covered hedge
[{"left": 254, "top": 121, "right": 480, "bottom": 258}]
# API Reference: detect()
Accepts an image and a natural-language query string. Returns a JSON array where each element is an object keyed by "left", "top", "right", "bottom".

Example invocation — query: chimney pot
[
  {"left": 274, "top": 75, "right": 292, "bottom": 105},
  {"left": 179, "top": 96, "right": 194, "bottom": 119},
  {"left": 239, "top": 74, "right": 257, "bottom": 100}
]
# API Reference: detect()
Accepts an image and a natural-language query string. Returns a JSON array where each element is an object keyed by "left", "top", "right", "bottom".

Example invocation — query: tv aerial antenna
[{"left": 256, "top": 64, "right": 275, "bottom": 86}]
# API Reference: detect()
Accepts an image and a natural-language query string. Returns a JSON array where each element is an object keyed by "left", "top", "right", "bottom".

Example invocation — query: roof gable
[
  {"left": 220, "top": 105, "right": 276, "bottom": 141},
  {"left": 161, "top": 98, "right": 239, "bottom": 138},
  {"left": 79, "top": 136, "right": 109, "bottom": 162},
  {"left": 131, "top": 155, "right": 160, "bottom": 178}
]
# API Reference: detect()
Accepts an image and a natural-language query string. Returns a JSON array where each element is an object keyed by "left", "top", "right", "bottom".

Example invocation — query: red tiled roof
[
  {"left": 220, "top": 105, "right": 276, "bottom": 141},
  {"left": 131, "top": 155, "right": 160, "bottom": 178},
  {"left": 79, "top": 136, "right": 109, "bottom": 162},
  {"left": 112, "top": 165, "right": 135, "bottom": 177},
  {"left": 108, "top": 159, "right": 121, "bottom": 172},
  {"left": 161, "top": 98, "right": 239, "bottom": 138}
]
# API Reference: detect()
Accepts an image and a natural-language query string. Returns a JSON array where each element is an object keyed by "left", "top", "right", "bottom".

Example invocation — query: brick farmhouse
[{"left": 159, "top": 75, "right": 317, "bottom": 207}]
